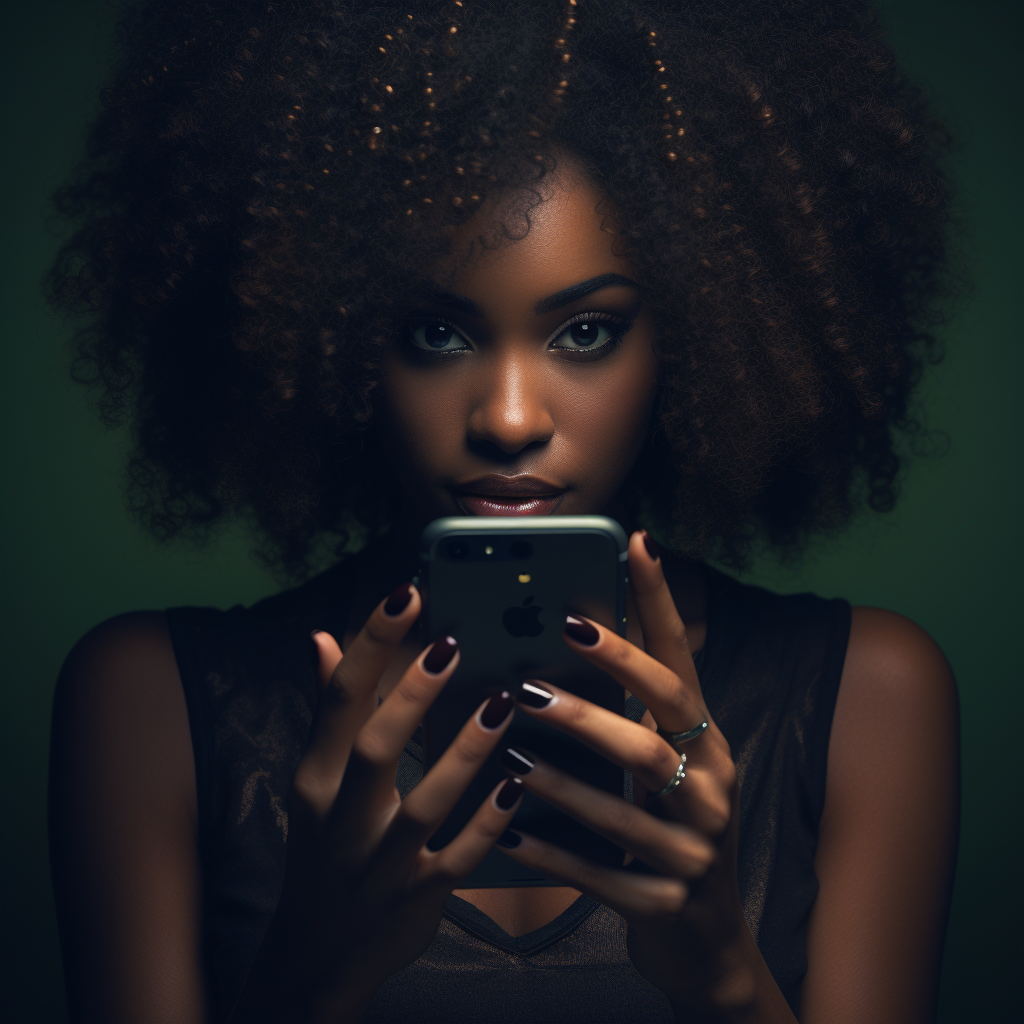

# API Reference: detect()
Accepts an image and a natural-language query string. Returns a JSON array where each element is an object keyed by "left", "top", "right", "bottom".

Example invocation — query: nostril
[
  {"left": 466, "top": 392, "right": 555, "bottom": 455},
  {"left": 466, "top": 434, "right": 551, "bottom": 461}
]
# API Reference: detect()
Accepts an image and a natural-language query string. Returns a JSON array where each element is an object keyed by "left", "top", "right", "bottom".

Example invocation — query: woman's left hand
[{"left": 496, "top": 531, "right": 781, "bottom": 1020}]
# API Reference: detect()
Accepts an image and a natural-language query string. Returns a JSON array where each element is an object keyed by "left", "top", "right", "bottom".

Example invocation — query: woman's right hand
[{"left": 230, "top": 584, "right": 522, "bottom": 1023}]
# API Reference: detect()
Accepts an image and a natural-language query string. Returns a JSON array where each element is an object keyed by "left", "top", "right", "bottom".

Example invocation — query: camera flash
[
  {"left": 485, "top": 545, "right": 494, "bottom": 555},
  {"left": 518, "top": 573, "right": 531, "bottom": 583}
]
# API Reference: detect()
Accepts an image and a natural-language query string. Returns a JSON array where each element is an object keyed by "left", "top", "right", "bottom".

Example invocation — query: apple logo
[{"left": 502, "top": 595, "right": 544, "bottom": 638}]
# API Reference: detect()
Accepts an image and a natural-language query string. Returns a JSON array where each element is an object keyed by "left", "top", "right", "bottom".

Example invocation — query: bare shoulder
[
  {"left": 58, "top": 610, "right": 179, "bottom": 696},
  {"left": 841, "top": 606, "right": 957, "bottom": 712},
  {"left": 801, "top": 606, "right": 959, "bottom": 1022},
  {"left": 52, "top": 608, "right": 195, "bottom": 838},
  {"left": 54, "top": 610, "right": 194, "bottom": 796},
  {"left": 52, "top": 613, "right": 205, "bottom": 1021},
  {"left": 826, "top": 605, "right": 959, "bottom": 813}
]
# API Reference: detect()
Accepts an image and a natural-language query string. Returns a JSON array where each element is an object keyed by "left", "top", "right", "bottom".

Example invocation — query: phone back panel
[{"left": 419, "top": 516, "right": 627, "bottom": 886}]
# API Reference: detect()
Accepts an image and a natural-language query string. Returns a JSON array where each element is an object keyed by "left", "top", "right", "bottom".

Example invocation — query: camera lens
[
  {"left": 509, "top": 540, "right": 533, "bottom": 560},
  {"left": 446, "top": 540, "right": 469, "bottom": 559}
]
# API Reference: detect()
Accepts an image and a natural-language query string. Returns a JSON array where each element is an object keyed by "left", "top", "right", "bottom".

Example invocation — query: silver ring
[
  {"left": 657, "top": 753, "right": 687, "bottom": 796},
  {"left": 658, "top": 720, "right": 709, "bottom": 748}
]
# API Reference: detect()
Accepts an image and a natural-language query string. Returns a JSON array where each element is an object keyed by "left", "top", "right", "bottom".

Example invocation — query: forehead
[{"left": 435, "top": 161, "right": 635, "bottom": 300}]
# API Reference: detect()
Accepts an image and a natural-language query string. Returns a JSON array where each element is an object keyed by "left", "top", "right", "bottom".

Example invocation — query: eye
[
  {"left": 549, "top": 314, "right": 630, "bottom": 354},
  {"left": 407, "top": 319, "right": 471, "bottom": 353}
]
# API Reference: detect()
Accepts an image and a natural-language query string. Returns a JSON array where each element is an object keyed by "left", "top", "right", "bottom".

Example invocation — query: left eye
[
  {"left": 550, "top": 318, "right": 623, "bottom": 351},
  {"left": 408, "top": 321, "right": 470, "bottom": 352}
]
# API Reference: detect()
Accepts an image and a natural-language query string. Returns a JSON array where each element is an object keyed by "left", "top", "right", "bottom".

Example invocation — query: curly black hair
[{"left": 48, "top": 0, "right": 953, "bottom": 576}]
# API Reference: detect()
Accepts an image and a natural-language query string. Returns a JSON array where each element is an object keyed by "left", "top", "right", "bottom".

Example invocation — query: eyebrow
[
  {"left": 534, "top": 273, "right": 640, "bottom": 314},
  {"left": 423, "top": 272, "right": 641, "bottom": 319},
  {"left": 425, "top": 290, "right": 486, "bottom": 317}
]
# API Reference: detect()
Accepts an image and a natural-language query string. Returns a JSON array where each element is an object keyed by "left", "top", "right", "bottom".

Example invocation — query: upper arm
[
  {"left": 801, "top": 607, "right": 959, "bottom": 1024},
  {"left": 49, "top": 611, "right": 207, "bottom": 1024}
]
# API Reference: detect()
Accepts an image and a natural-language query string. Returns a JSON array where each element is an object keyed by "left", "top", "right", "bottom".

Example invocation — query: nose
[{"left": 466, "top": 350, "right": 555, "bottom": 456}]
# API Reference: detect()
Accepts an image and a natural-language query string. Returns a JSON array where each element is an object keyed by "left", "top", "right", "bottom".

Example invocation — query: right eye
[{"left": 407, "top": 320, "right": 471, "bottom": 353}]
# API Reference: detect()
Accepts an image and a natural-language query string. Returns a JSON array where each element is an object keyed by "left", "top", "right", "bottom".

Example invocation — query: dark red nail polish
[
  {"left": 423, "top": 636, "right": 458, "bottom": 674},
  {"left": 641, "top": 531, "right": 660, "bottom": 562},
  {"left": 481, "top": 691, "right": 514, "bottom": 729},
  {"left": 519, "top": 681, "right": 553, "bottom": 708},
  {"left": 565, "top": 615, "right": 599, "bottom": 646},
  {"left": 501, "top": 747, "right": 534, "bottom": 776},
  {"left": 308, "top": 632, "right": 322, "bottom": 670},
  {"left": 384, "top": 583, "right": 413, "bottom": 617},
  {"left": 496, "top": 829, "right": 522, "bottom": 849},
  {"left": 496, "top": 777, "right": 524, "bottom": 810}
]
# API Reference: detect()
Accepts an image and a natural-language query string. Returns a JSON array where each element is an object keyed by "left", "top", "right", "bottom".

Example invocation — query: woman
[{"left": 47, "top": 2, "right": 959, "bottom": 1021}]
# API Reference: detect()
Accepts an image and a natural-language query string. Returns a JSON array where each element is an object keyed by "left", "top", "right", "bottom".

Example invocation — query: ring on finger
[
  {"left": 657, "top": 720, "right": 709, "bottom": 748},
  {"left": 657, "top": 753, "right": 687, "bottom": 796}
]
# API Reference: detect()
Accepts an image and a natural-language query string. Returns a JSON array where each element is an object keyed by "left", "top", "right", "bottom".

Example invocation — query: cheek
[
  {"left": 556, "top": 351, "right": 659, "bottom": 469},
  {"left": 378, "top": 360, "right": 465, "bottom": 474}
]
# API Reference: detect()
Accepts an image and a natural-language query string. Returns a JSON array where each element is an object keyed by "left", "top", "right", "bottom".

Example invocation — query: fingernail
[
  {"left": 502, "top": 747, "right": 534, "bottom": 776},
  {"left": 384, "top": 583, "right": 413, "bottom": 617},
  {"left": 518, "top": 681, "right": 553, "bottom": 709},
  {"left": 564, "top": 615, "right": 599, "bottom": 646},
  {"left": 496, "top": 829, "right": 522, "bottom": 849},
  {"left": 496, "top": 777, "right": 524, "bottom": 811},
  {"left": 423, "top": 636, "right": 458, "bottom": 674},
  {"left": 641, "top": 530, "right": 660, "bottom": 562},
  {"left": 480, "top": 691, "right": 514, "bottom": 729}
]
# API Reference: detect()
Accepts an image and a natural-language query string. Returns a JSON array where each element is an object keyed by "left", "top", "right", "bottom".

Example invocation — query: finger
[
  {"left": 562, "top": 612, "right": 708, "bottom": 738},
  {"left": 329, "top": 635, "right": 460, "bottom": 831},
  {"left": 518, "top": 681, "right": 682, "bottom": 794},
  {"left": 427, "top": 777, "right": 527, "bottom": 883},
  {"left": 354, "top": 636, "right": 461, "bottom": 769},
  {"left": 520, "top": 681, "right": 732, "bottom": 832},
  {"left": 493, "top": 830, "right": 690, "bottom": 923},
  {"left": 630, "top": 761, "right": 735, "bottom": 838},
  {"left": 387, "top": 691, "right": 517, "bottom": 856},
  {"left": 312, "top": 630, "right": 344, "bottom": 689},
  {"left": 626, "top": 530, "right": 701, "bottom": 695},
  {"left": 500, "top": 744, "right": 715, "bottom": 875},
  {"left": 293, "top": 584, "right": 420, "bottom": 817}
]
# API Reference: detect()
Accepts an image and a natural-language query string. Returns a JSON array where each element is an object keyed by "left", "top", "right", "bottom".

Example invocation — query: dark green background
[{"left": 2, "top": 2, "right": 1020, "bottom": 1020}]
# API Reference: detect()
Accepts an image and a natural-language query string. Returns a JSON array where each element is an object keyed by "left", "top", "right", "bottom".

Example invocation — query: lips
[{"left": 452, "top": 476, "right": 567, "bottom": 517}]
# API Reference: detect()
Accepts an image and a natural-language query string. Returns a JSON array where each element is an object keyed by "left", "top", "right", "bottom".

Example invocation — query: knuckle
[
  {"left": 657, "top": 879, "right": 689, "bottom": 916},
  {"left": 718, "top": 759, "right": 738, "bottom": 792},
  {"left": 363, "top": 610, "right": 402, "bottom": 648},
  {"left": 393, "top": 674, "right": 434, "bottom": 709},
  {"left": 321, "top": 676, "right": 353, "bottom": 710},
  {"left": 291, "top": 764, "right": 332, "bottom": 809},
  {"left": 701, "top": 795, "right": 732, "bottom": 836},
  {"left": 607, "top": 640, "right": 634, "bottom": 669},
  {"left": 637, "top": 735, "right": 678, "bottom": 783},
  {"left": 451, "top": 732, "right": 489, "bottom": 767},
  {"left": 351, "top": 732, "right": 391, "bottom": 770},
  {"left": 680, "top": 834, "right": 716, "bottom": 875},
  {"left": 663, "top": 618, "right": 689, "bottom": 649},
  {"left": 559, "top": 697, "right": 589, "bottom": 730}
]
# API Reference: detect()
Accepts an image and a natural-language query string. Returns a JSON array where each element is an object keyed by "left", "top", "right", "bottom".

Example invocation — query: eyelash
[
  {"left": 404, "top": 311, "right": 634, "bottom": 362},
  {"left": 548, "top": 311, "right": 633, "bottom": 361}
]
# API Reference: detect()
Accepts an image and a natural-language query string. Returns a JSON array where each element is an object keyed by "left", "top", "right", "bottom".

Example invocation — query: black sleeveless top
[{"left": 167, "top": 556, "right": 850, "bottom": 1023}]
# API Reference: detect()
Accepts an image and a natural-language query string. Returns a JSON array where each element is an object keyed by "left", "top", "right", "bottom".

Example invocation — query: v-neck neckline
[{"left": 442, "top": 891, "right": 600, "bottom": 956}]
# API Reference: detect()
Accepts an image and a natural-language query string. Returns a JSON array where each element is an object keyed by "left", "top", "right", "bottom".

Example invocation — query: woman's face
[{"left": 379, "top": 163, "right": 659, "bottom": 522}]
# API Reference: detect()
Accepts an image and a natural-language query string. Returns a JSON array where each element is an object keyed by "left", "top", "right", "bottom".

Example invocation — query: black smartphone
[{"left": 417, "top": 515, "right": 628, "bottom": 887}]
